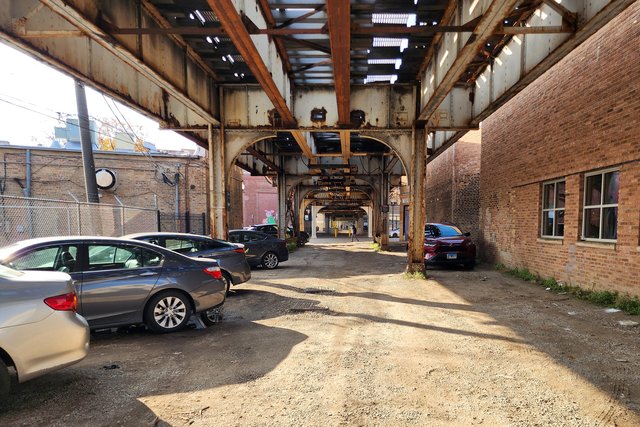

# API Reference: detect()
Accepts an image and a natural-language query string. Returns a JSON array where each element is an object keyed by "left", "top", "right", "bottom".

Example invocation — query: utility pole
[{"left": 74, "top": 79, "right": 99, "bottom": 203}]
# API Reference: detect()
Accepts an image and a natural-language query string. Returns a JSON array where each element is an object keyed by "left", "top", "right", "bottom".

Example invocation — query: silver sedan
[
  {"left": 0, "top": 236, "right": 226, "bottom": 333},
  {"left": 0, "top": 265, "right": 89, "bottom": 397}
]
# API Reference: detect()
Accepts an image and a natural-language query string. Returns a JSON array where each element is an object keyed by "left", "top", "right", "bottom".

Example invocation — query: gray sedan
[
  {"left": 125, "top": 232, "right": 251, "bottom": 294},
  {"left": 0, "top": 265, "right": 89, "bottom": 397},
  {"left": 228, "top": 230, "right": 289, "bottom": 269},
  {"left": 0, "top": 236, "right": 226, "bottom": 332}
]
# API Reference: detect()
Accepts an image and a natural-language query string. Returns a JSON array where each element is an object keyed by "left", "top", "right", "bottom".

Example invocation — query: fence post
[
  {"left": 77, "top": 203, "right": 82, "bottom": 235},
  {"left": 156, "top": 210, "right": 161, "bottom": 232},
  {"left": 121, "top": 206, "right": 126, "bottom": 236},
  {"left": 185, "top": 210, "right": 191, "bottom": 234},
  {"left": 202, "top": 212, "right": 207, "bottom": 235}
]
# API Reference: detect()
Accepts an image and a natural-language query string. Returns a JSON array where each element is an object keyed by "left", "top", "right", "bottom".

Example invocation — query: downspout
[
  {"left": 174, "top": 165, "right": 181, "bottom": 230},
  {"left": 23, "top": 149, "right": 31, "bottom": 197}
]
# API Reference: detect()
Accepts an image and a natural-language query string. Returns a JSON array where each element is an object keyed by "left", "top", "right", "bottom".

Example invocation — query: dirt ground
[{"left": 1, "top": 238, "right": 639, "bottom": 426}]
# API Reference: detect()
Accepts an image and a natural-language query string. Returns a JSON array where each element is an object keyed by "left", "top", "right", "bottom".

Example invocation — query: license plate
[{"left": 446, "top": 253, "right": 457, "bottom": 260}]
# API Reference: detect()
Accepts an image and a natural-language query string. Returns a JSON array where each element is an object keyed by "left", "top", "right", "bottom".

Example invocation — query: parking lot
[{"left": 1, "top": 238, "right": 639, "bottom": 426}]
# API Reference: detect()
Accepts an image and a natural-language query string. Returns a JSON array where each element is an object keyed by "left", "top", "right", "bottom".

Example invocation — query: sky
[{"left": 0, "top": 42, "right": 197, "bottom": 151}]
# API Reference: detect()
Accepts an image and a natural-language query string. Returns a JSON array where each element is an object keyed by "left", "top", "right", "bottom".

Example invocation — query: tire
[
  {"left": 464, "top": 260, "right": 476, "bottom": 270},
  {"left": 261, "top": 252, "right": 279, "bottom": 269},
  {"left": 221, "top": 272, "right": 232, "bottom": 295},
  {"left": 145, "top": 291, "right": 192, "bottom": 333},
  {"left": 200, "top": 304, "right": 224, "bottom": 326},
  {"left": 0, "top": 360, "right": 12, "bottom": 399}
]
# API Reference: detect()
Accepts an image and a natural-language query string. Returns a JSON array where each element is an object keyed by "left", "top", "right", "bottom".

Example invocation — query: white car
[
  {"left": 389, "top": 228, "right": 400, "bottom": 238},
  {"left": 0, "top": 265, "right": 89, "bottom": 397}
]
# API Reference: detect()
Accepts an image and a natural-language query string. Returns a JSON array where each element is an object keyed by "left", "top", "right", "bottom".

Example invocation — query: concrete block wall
[{"left": 480, "top": 3, "right": 640, "bottom": 296}]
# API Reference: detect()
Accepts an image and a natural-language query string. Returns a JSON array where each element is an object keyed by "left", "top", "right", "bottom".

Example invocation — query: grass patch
[
  {"left": 403, "top": 271, "right": 427, "bottom": 280},
  {"left": 501, "top": 266, "right": 639, "bottom": 315},
  {"left": 286, "top": 239, "right": 298, "bottom": 252}
]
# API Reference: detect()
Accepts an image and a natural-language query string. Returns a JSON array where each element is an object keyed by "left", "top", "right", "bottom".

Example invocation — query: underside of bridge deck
[{"left": 0, "top": 0, "right": 633, "bottom": 271}]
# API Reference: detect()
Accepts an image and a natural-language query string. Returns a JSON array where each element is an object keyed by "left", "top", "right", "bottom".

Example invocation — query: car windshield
[
  {"left": 426, "top": 224, "right": 463, "bottom": 237},
  {"left": 0, "top": 264, "right": 24, "bottom": 278}
]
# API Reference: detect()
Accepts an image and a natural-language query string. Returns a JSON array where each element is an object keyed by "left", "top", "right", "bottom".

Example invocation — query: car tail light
[
  {"left": 233, "top": 248, "right": 245, "bottom": 254},
  {"left": 44, "top": 292, "right": 77, "bottom": 312},
  {"left": 203, "top": 266, "right": 222, "bottom": 279}
]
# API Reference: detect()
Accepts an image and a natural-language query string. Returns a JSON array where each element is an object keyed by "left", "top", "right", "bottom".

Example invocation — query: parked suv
[{"left": 424, "top": 223, "right": 476, "bottom": 269}]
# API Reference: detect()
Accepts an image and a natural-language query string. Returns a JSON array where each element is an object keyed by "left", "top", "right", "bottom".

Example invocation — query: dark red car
[{"left": 424, "top": 223, "right": 476, "bottom": 269}]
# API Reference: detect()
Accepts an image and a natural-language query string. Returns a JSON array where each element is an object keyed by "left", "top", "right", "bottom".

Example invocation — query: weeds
[
  {"left": 403, "top": 271, "right": 427, "bottom": 280},
  {"left": 499, "top": 265, "right": 640, "bottom": 315}
]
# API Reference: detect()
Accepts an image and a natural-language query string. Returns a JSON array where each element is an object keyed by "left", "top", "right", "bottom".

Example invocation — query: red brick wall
[
  {"left": 480, "top": 3, "right": 640, "bottom": 296},
  {"left": 242, "top": 173, "right": 278, "bottom": 226},
  {"left": 426, "top": 131, "right": 481, "bottom": 238}
]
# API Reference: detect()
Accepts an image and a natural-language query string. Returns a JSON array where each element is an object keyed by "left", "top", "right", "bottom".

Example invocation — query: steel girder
[
  {"left": 0, "top": 0, "right": 220, "bottom": 137},
  {"left": 418, "top": 0, "right": 634, "bottom": 154}
]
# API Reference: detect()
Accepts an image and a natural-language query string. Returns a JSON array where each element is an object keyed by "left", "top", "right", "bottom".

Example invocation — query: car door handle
[{"left": 139, "top": 272, "right": 156, "bottom": 277}]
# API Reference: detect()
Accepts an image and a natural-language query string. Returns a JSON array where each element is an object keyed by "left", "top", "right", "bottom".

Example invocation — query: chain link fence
[
  {"left": 0, "top": 195, "right": 159, "bottom": 247},
  {"left": 158, "top": 212, "right": 209, "bottom": 235}
]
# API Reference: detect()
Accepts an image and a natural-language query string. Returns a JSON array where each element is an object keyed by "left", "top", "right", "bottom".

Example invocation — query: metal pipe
[
  {"left": 74, "top": 80, "right": 99, "bottom": 203},
  {"left": 23, "top": 149, "right": 31, "bottom": 198}
]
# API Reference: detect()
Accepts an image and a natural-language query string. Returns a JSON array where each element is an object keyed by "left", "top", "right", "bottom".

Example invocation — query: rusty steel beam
[
  {"left": 417, "top": 0, "right": 458, "bottom": 78},
  {"left": 140, "top": 0, "right": 218, "bottom": 81},
  {"left": 326, "top": 0, "right": 351, "bottom": 126},
  {"left": 291, "top": 59, "right": 333, "bottom": 74},
  {"left": 235, "top": 159, "right": 262, "bottom": 175},
  {"left": 429, "top": 0, "right": 635, "bottom": 164},
  {"left": 209, "top": 0, "right": 296, "bottom": 126},
  {"left": 109, "top": 26, "right": 325, "bottom": 36},
  {"left": 279, "top": 35, "right": 331, "bottom": 54},
  {"left": 291, "top": 131, "right": 315, "bottom": 159},
  {"left": 246, "top": 147, "right": 283, "bottom": 173},
  {"left": 541, "top": 0, "right": 578, "bottom": 27},
  {"left": 418, "top": 0, "right": 519, "bottom": 121},
  {"left": 35, "top": 0, "right": 219, "bottom": 126},
  {"left": 257, "top": 0, "right": 294, "bottom": 79},
  {"left": 340, "top": 131, "right": 351, "bottom": 163},
  {"left": 276, "top": 5, "right": 325, "bottom": 29},
  {"left": 470, "top": 0, "right": 636, "bottom": 128}
]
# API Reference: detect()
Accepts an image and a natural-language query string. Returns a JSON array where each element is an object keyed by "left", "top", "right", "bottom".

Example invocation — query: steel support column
[
  {"left": 208, "top": 125, "right": 226, "bottom": 239},
  {"left": 379, "top": 173, "right": 390, "bottom": 250},
  {"left": 407, "top": 127, "right": 427, "bottom": 273},
  {"left": 277, "top": 173, "right": 287, "bottom": 239}
]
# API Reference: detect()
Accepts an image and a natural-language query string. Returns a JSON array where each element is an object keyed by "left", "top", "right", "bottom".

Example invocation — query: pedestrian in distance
[{"left": 351, "top": 223, "right": 359, "bottom": 242}]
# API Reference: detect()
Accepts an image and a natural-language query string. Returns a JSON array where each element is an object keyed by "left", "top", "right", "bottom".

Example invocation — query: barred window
[
  {"left": 583, "top": 169, "right": 619, "bottom": 241},
  {"left": 541, "top": 180, "right": 565, "bottom": 238}
]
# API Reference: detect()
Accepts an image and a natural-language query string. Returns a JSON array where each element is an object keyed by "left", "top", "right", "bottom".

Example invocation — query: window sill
[
  {"left": 537, "top": 238, "right": 563, "bottom": 245},
  {"left": 575, "top": 241, "right": 616, "bottom": 250}
]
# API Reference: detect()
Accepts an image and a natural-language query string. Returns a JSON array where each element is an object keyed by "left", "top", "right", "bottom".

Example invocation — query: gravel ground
[{"left": 1, "top": 237, "right": 639, "bottom": 426}]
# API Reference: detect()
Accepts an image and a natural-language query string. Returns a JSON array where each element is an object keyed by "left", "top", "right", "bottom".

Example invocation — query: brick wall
[
  {"left": 0, "top": 146, "right": 244, "bottom": 235},
  {"left": 242, "top": 173, "right": 278, "bottom": 226},
  {"left": 480, "top": 3, "right": 640, "bottom": 296},
  {"left": 426, "top": 130, "right": 481, "bottom": 238}
]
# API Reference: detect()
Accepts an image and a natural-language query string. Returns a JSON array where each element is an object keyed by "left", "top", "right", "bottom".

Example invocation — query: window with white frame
[
  {"left": 583, "top": 168, "right": 619, "bottom": 241},
  {"left": 541, "top": 179, "right": 565, "bottom": 237}
]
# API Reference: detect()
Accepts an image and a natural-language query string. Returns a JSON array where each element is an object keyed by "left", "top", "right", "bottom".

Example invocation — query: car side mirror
[{"left": 464, "top": 232, "right": 471, "bottom": 237}]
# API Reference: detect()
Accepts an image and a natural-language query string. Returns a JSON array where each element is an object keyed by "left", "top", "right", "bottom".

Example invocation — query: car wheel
[
  {"left": 261, "top": 252, "right": 279, "bottom": 269},
  {"left": 145, "top": 291, "right": 192, "bottom": 333},
  {"left": 221, "top": 272, "right": 232, "bottom": 295},
  {"left": 200, "top": 305, "right": 224, "bottom": 326},
  {"left": 0, "top": 360, "right": 12, "bottom": 398},
  {"left": 464, "top": 260, "right": 476, "bottom": 270}
]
